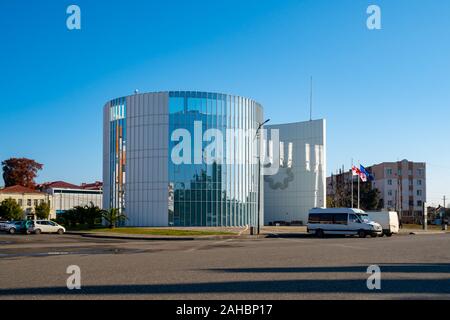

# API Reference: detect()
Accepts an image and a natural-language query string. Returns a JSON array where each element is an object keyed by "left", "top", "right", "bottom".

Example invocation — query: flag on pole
[
  {"left": 359, "top": 171, "right": 368, "bottom": 182},
  {"left": 352, "top": 165, "right": 367, "bottom": 182},
  {"left": 360, "top": 165, "right": 375, "bottom": 181}
]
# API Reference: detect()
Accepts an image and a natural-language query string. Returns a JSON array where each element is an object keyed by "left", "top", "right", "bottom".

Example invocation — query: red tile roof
[
  {"left": 39, "top": 181, "right": 80, "bottom": 189},
  {"left": 0, "top": 185, "right": 43, "bottom": 194},
  {"left": 38, "top": 181, "right": 103, "bottom": 191},
  {"left": 80, "top": 181, "right": 103, "bottom": 190}
]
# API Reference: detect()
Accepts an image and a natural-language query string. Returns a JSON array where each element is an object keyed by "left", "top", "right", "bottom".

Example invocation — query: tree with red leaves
[{"left": 2, "top": 158, "right": 43, "bottom": 188}]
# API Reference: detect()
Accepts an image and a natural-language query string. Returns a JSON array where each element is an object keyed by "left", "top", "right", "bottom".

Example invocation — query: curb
[
  {"left": 66, "top": 231, "right": 267, "bottom": 241},
  {"left": 406, "top": 231, "right": 447, "bottom": 235}
]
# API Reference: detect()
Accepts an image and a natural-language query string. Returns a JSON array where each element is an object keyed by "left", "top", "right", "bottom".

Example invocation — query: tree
[
  {"left": 2, "top": 158, "right": 43, "bottom": 188},
  {"left": 58, "top": 209, "right": 79, "bottom": 228},
  {"left": 83, "top": 203, "right": 103, "bottom": 228},
  {"left": 35, "top": 202, "right": 50, "bottom": 220},
  {"left": 0, "top": 198, "right": 23, "bottom": 221},
  {"left": 101, "top": 208, "right": 127, "bottom": 229},
  {"left": 67, "top": 203, "right": 103, "bottom": 228},
  {"left": 359, "top": 182, "right": 382, "bottom": 211},
  {"left": 328, "top": 177, "right": 381, "bottom": 211},
  {"left": 326, "top": 197, "right": 336, "bottom": 208}
]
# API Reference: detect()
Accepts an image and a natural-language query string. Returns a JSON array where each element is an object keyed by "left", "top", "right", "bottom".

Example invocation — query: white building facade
[
  {"left": 41, "top": 182, "right": 103, "bottom": 215},
  {"left": 264, "top": 120, "right": 327, "bottom": 225}
]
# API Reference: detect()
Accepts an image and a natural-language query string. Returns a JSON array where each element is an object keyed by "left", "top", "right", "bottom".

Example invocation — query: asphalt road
[{"left": 0, "top": 233, "right": 449, "bottom": 300}]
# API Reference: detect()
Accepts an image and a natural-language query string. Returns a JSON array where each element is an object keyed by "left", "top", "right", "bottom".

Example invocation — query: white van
[
  {"left": 364, "top": 211, "right": 399, "bottom": 237},
  {"left": 307, "top": 208, "right": 383, "bottom": 238}
]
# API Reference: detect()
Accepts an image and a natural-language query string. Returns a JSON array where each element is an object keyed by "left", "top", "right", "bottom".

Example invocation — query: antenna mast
[{"left": 309, "top": 76, "right": 313, "bottom": 121}]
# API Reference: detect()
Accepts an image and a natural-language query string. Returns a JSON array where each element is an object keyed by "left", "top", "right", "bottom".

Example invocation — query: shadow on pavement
[
  {"left": 206, "top": 263, "right": 450, "bottom": 274},
  {"left": 0, "top": 278, "right": 449, "bottom": 296},
  {"left": 266, "top": 233, "right": 313, "bottom": 239}
]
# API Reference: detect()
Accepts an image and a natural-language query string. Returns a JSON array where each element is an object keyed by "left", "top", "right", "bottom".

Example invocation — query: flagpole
[
  {"left": 351, "top": 159, "right": 354, "bottom": 209},
  {"left": 357, "top": 160, "right": 361, "bottom": 209},
  {"left": 358, "top": 172, "right": 360, "bottom": 209}
]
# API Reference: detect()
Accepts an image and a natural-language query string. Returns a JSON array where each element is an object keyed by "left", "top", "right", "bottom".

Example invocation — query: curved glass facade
[
  {"left": 168, "top": 92, "right": 263, "bottom": 227},
  {"left": 109, "top": 97, "right": 126, "bottom": 214},
  {"left": 104, "top": 91, "right": 263, "bottom": 227}
]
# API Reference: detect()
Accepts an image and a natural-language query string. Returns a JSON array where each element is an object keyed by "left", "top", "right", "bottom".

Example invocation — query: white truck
[{"left": 363, "top": 211, "right": 400, "bottom": 237}]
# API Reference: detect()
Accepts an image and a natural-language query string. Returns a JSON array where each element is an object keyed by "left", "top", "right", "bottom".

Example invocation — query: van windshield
[{"left": 357, "top": 214, "right": 371, "bottom": 223}]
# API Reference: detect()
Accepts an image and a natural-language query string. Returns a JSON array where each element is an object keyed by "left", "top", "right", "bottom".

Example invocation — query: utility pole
[
  {"left": 400, "top": 180, "right": 403, "bottom": 217},
  {"left": 443, "top": 196, "right": 448, "bottom": 231},
  {"left": 423, "top": 202, "right": 428, "bottom": 231}
]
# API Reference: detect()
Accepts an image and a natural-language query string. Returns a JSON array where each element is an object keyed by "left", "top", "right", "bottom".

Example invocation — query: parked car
[
  {"left": 30, "top": 220, "right": 66, "bottom": 235},
  {"left": 364, "top": 211, "right": 400, "bottom": 237},
  {"left": 307, "top": 208, "right": 383, "bottom": 238},
  {"left": 2, "top": 221, "right": 34, "bottom": 234},
  {"left": 0, "top": 221, "right": 10, "bottom": 231}
]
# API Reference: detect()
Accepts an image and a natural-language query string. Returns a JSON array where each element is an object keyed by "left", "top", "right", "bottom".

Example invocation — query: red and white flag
[
  {"left": 359, "top": 171, "right": 368, "bottom": 182},
  {"left": 352, "top": 165, "right": 367, "bottom": 182}
]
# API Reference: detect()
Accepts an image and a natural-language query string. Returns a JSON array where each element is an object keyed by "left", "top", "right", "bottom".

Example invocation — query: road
[{"left": 0, "top": 233, "right": 449, "bottom": 300}]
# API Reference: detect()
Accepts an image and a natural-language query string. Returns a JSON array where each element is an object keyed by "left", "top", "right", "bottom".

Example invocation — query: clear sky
[{"left": 1, "top": 0, "right": 449, "bottom": 206}]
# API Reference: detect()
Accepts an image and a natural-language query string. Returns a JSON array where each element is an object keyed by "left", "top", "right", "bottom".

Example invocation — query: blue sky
[{"left": 0, "top": 0, "right": 449, "bottom": 206}]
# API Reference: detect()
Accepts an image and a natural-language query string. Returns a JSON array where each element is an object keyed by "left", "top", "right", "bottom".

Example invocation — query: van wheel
[
  {"left": 358, "top": 230, "right": 367, "bottom": 238},
  {"left": 386, "top": 232, "right": 393, "bottom": 237},
  {"left": 315, "top": 229, "right": 324, "bottom": 238},
  {"left": 34, "top": 229, "right": 42, "bottom": 235},
  {"left": 8, "top": 228, "right": 16, "bottom": 235},
  {"left": 57, "top": 229, "right": 64, "bottom": 235}
]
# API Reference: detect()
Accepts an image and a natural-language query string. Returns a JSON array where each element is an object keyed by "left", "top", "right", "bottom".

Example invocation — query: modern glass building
[{"left": 103, "top": 91, "right": 264, "bottom": 227}]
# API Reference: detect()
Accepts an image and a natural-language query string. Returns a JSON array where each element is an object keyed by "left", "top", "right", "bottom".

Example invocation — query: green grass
[
  {"left": 83, "top": 227, "right": 236, "bottom": 236},
  {"left": 66, "top": 224, "right": 103, "bottom": 231}
]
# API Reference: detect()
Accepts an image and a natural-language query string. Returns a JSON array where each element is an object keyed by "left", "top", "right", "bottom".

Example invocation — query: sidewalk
[
  {"left": 66, "top": 226, "right": 307, "bottom": 241},
  {"left": 400, "top": 229, "right": 448, "bottom": 236},
  {"left": 66, "top": 229, "right": 266, "bottom": 241},
  {"left": 66, "top": 226, "right": 447, "bottom": 241}
]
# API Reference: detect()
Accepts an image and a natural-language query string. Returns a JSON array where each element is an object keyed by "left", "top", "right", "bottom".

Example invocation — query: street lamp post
[{"left": 255, "top": 119, "right": 271, "bottom": 235}]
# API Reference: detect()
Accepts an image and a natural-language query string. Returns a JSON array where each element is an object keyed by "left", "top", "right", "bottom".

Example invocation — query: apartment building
[
  {"left": 370, "top": 160, "right": 426, "bottom": 223},
  {"left": 327, "top": 160, "right": 426, "bottom": 223}
]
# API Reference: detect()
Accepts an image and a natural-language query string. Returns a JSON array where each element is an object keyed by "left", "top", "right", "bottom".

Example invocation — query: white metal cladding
[
  {"left": 264, "top": 119, "right": 327, "bottom": 225},
  {"left": 125, "top": 92, "right": 169, "bottom": 226}
]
